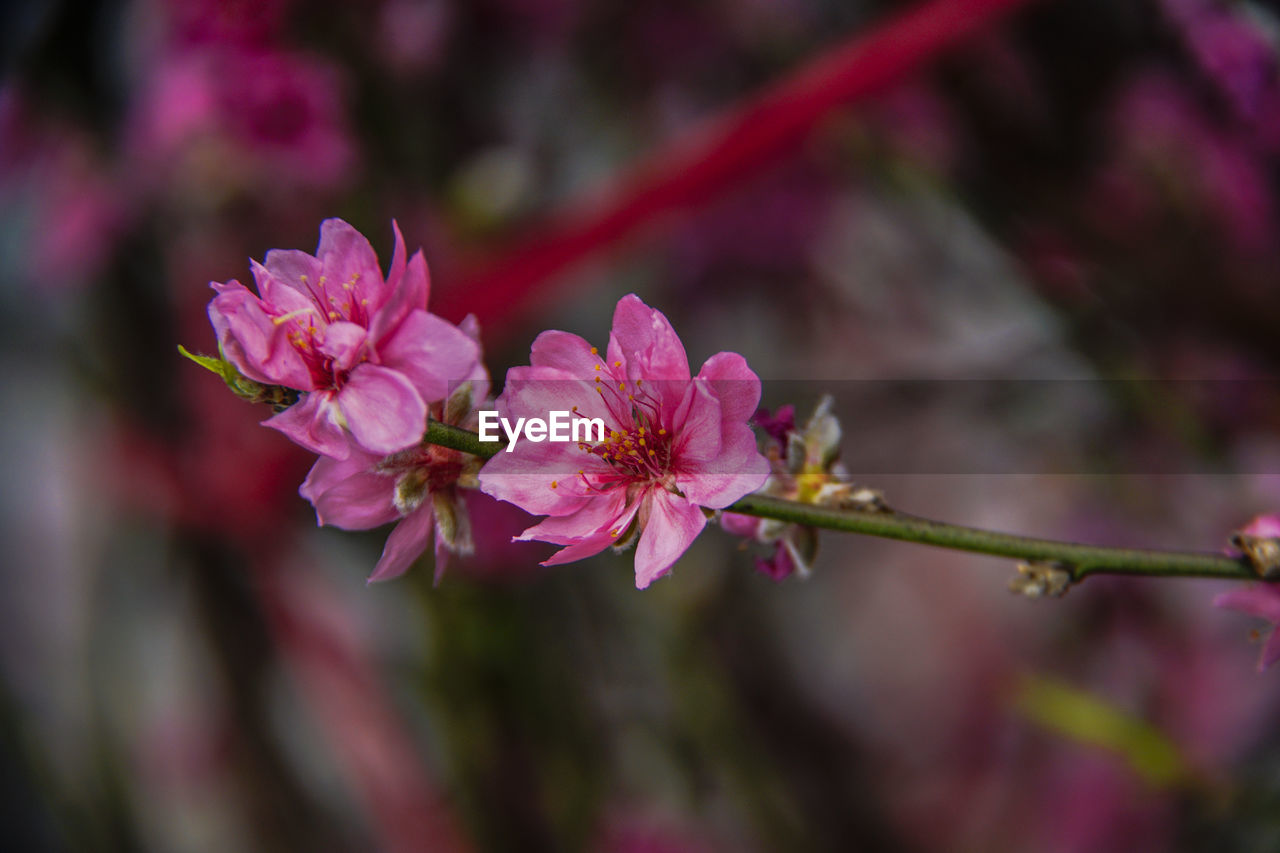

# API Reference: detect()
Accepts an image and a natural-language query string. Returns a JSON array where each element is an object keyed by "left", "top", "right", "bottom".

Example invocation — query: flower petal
[
  {"left": 317, "top": 321, "right": 367, "bottom": 371},
  {"left": 208, "top": 281, "right": 311, "bottom": 387},
  {"left": 336, "top": 364, "right": 427, "bottom": 455},
  {"left": 516, "top": 488, "right": 631, "bottom": 545},
  {"left": 377, "top": 309, "right": 480, "bottom": 404},
  {"left": 478, "top": 443, "right": 593, "bottom": 517},
  {"left": 1214, "top": 585, "right": 1280, "bottom": 623},
  {"left": 633, "top": 490, "right": 705, "bottom": 589},
  {"left": 677, "top": 423, "right": 770, "bottom": 508},
  {"left": 370, "top": 248, "right": 429, "bottom": 343},
  {"left": 610, "top": 294, "right": 691, "bottom": 382},
  {"left": 384, "top": 220, "right": 408, "bottom": 297},
  {"left": 529, "top": 329, "right": 600, "bottom": 374},
  {"left": 697, "top": 351, "right": 762, "bottom": 424},
  {"left": 1260, "top": 629, "right": 1280, "bottom": 671},
  {"left": 316, "top": 218, "right": 387, "bottom": 307},
  {"left": 299, "top": 452, "right": 399, "bottom": 530},
  {"left": 368, "top": 504, "right": 434, "bottom": 582},
  {"left": 671, "top": 382, "right": 722, "bottom": 463},
  {"left": 261, "top": 249, "right": 322, "bottom": 297},
  {"left": 263, "top": 392, "right": 351, "bottom": 458}
]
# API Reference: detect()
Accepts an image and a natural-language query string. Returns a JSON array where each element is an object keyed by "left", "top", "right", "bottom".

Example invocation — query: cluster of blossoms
[
  {"left": 196, "top": 220, "right": 772, "bottom": 586},
  {"left": 205, "top": 219, "right": 487, "bottom": 580},
  {"left": 720, "top": 396, "right": 883, "bottom": 580}
]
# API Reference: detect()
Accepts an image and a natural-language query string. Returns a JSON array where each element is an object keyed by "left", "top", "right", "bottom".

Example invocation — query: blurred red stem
[{"left": 437, "top": 0, "right": 1036, "bottom": 330}]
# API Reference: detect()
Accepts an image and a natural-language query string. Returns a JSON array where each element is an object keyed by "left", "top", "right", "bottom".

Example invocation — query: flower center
[
  {"left": 272, "top": 272, "right": 372, "bottom": 388},
  {"left": 572, "top": 345, "right": 677, "bottom": 486}
]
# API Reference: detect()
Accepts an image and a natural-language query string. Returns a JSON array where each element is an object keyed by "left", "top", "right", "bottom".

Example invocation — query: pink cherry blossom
[
  {"left": 302, "top": 440, "right": 474, "bottom": 583},
  {"left": 208, "top": 218, "right": 479, "bottom": 458},
  {"left": 1214, "top": 583, "right": 1280, "bottom": 671},
  {"left": 300, "top": 327, "right": 490, "bottom": 583},
  {"left": 478, "top": 295, "right": 770, "bottom": 588}
]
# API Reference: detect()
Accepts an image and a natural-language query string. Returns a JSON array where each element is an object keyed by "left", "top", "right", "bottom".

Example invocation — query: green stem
[
  {"left": 725, "top": 494, "right": 1253, "bottom": 582},
  {"left": 424, "top": 420, "right": 1257, "bottom": 583},
  {"left": 427, "top": 419, "right": 504, "bottom": 458}
]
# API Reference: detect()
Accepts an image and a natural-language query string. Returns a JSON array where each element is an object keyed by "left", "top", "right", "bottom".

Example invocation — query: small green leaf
[
  {"left": 178, "top": 345, "right": 236, "bottom": 381},
  {"left": 1013, "top": 673, "right": 1190, "bottom": 789}
]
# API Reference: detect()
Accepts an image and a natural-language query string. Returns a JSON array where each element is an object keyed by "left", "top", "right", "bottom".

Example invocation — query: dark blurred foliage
[{"left": 5, "top": 0, "right": 1280, "bottom": 851}]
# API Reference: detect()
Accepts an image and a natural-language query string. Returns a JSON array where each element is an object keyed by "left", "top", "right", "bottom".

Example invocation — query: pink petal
[
  {"left": 1214, "top": 585, "right": 1280, "bottom": 623},
  {"left": 317, "top": 321, "right": 367, "bottom": 371},
  {"left": 208, "top": 282, "right": 311, "bottom": 388},
  {"left": 370, "top": 249, "right": 429, "bottom": 343},
  {"left": 251, "top": 263, "right": 319, "bottom": 321},
  {"left": 1239, "top": 514, "right": 1280, "bottom": 539},
  {"left": 610, "top": 294, "right": 691, "bottom": 382},
  {"left": 335, "top": 364, "right": 427, "bottom": 455},
  {"left": 263, "top": 392, "right": 351, "bottom": 458},
  {"left": 316, "top": 219, "right": 386, "bottom": 307},
  {"left": 671, "top": 382, "right": 722, "bottom": 463},
  {"left": 433, "top": 526, "right": 451, "bottom": 585},
  {"left": 757, "top": 542, "right": 798, "bottom": 581},
  {"left": 540, "top": 531, "right": 619, "bottom": 566},
  {"left": 299, "top": 453, "right": 399, "bottom": 530},
  {"left": 498, "top": 365, "right": 614, "bottom": 427},
  {"left": 719, "top": 511, "right": 762, "bottom": 538},
  {"left": 697, "top": 351, "right": 762, "bottom": 424},
  {"left": 260, "top": 250, "right": 322, "bottom": 297},
  {"left": 529, "top": 329, "right": 600, "bottom": 374},
  {"left": 384, "top": 220, "right": 408, "bottom": 297},
  {"left": 377, "top": 309, "right": 479, "bottom": 403},
  {"left": 368, "top": 504, "right": 434, "bottom": 582},
  {"left": 634, "top": 490, "right": 706, "bottom": 589},
  {"left": 1260, "top": 629, "right": 1280, "bottom": 671},
  {"left": 478, "top": 444, "right": 593, "bottom": 517},
  {"left": 676, "top": 423, "right": 770, "bottom": 508},
  {"left": 457, "top": 314, "right": 491, "bottom": 401},
  {"left": 516, "top": 488, "right": 631, "bottom": 545}
]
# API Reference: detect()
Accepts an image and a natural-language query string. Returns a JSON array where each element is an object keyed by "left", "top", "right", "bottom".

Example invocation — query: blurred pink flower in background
[
  {"left": 1216, "top": 514, "right": 1280, "bottom": 670},
  {"left": 1161, "top": 0, "right": 1280, "bottom": 146},
  {"left": 128, "top": 45, "right": 356, "bottom": 196},
  {"left": 1092, "top": 72, "right": 1275, "bottom": 253},
  {"left": 0, "top": 90, "right": 126, "bottom": 292},
  {"left": 208, "top": 219, "right": 479, "bottom": 457},
  {"left": 158, "top": 0, "right": 295, "bottom": 46},
  {"left": 480, "top": 295, "right": 769, "bottom": 588}
]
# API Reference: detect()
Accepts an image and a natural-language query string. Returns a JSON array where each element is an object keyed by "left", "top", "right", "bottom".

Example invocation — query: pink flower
[
  {"left": 478, "top": 295, "right": 770, "bottom": 588},
  {"left": 128, "top": 47, "right": 356, "bottom": 194},
  {"left": 208, "top": 219, "right": 479, "bottom": 458},
  {"left": 302, "top": 441, "right": 474, "bottom": 583},
  {"left": 1214, "top": 584, "right": 1280, "bottom": 671},
  {"left": 1236, "top": 514, "right": 1280, "bottom": 540},
  {"left": 301, "top": 338, "right": 490, "bottom": 583}
]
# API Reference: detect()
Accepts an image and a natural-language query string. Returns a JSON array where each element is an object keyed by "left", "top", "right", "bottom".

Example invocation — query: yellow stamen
[
  {"left": 590, "top": 346, "right": 598, "bottom": 355},
  {"left": 550, "top": 481, "right": 558, "bottom": 489},
  {"left": 271, "top": 307, "right": 316, "bottom": 326}
]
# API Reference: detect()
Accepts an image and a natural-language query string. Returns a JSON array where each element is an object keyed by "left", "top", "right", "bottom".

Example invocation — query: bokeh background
[{"left": 5, "top": 0, "right": 1280, "bottom": 850}]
